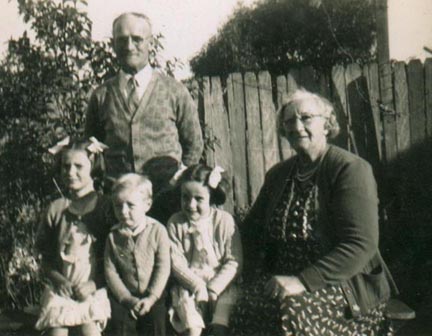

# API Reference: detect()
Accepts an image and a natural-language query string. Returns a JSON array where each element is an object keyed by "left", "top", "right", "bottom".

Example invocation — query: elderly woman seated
[{"left": 232, "top": 89, "right": 398, "bottom": 336}]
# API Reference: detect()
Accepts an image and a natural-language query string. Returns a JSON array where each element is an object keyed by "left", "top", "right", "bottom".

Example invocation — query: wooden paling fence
[{"left": 193, "top": 59, "right": 432, "bottom": 213}]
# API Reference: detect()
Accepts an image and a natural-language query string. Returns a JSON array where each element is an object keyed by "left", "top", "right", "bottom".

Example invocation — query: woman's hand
[
  {"left": 264, "top": 275, "right": 306, "bottom": 301},
  {"left": 74, "top": 280, "right": 96, "bottom": 301}
]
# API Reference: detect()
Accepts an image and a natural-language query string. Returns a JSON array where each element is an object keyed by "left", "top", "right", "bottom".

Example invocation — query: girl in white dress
[
  {"left": 35, "top": 137, "right": 113, "bottom": 336},
  {"left": 167, "top": 164, "right": 243, "bottom": 336}
]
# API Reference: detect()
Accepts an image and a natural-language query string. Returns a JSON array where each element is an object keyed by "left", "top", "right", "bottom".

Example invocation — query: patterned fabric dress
[
  {"left": 231, "top": 170, "right": 393, "bottom": 336},
  {"left": 36, "top": 217, "right": 111, "bottom": 331}
]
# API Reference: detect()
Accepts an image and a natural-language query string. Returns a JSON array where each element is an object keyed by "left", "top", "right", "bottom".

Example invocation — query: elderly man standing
[{"left": 85, "top": 12, "right": 203, "bottom": 183}]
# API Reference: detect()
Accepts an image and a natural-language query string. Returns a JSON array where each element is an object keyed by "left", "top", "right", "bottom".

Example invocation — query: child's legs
[
  {"left": 78, "top": 322, "right": 101, "bottom": 336},
  {"left": 47, "top": 327, "right": 69, "bottom": 336},
  {"left": 210, "top": 300, "right": 234, "bottom": 327},
  {"left": 183, "top": 327, "right": 202, "bottom": 336},
  {"left": 136, "top": 299, "right": 167, "bottom": 336},
  {"left": 108, "top": 297, "right": 138, "bottom": 336}
]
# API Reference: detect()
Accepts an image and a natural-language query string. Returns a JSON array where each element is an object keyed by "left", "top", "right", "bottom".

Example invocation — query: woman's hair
[
  {"left": 277, "top": 88, "right": 340, "bottom": 139},
  {"left": 112, "top": 173, "right": 153, "bottom": 201},
  {"left": 179, "top": 164, "right": 230, "bottom": 206},
  {"left": 52, "top": 137, "right": 105, "bottom": 183}
]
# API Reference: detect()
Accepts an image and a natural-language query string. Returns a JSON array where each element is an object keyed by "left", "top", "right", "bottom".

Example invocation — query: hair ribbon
[
  {"left": 48, "top": 136, "right": 70, "bottom": 155},
  {"left": 208, "top": 166, "right": 225, "bottom": 188}
]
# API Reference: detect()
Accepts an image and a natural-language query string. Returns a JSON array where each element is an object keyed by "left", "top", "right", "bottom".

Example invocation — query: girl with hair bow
[
  {"left": 35, "top": 137, "right": 115, "bottom": 336},
  {"left": 167, "top": 164, "right": 243, "bottom": 336}
]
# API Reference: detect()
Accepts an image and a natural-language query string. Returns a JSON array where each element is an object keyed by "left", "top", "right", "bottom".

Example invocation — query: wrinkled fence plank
[
  {"left": 209, "top": 77, "right": 234, "bottom": 211},
  {"left": 345, "top": 63, "right": 366, "bottom": 158},
  {"left": 394, "top": 62, "right": 410, "bottom": 154},
  {"left": 227, "top": 73, "right": 248, "bottom": 210},
  {"left": 364, "top": 63, "right": 383, "bottom": 161},
  {"left": 379, "top": 61, "right": 397, "bottom": 163},
  {"left": 407, "top": 59, "right": 426, "bottom": 146},
  {"left": 331, "top": 65, "right": 350, "bottom": 150},
  {"left": 258, "top": 71, "right": 280, "bottom": 172},
  {"left": 202, "top": 77, "right": 215, "bottom": 167},
  {"left": 425, "top": 58, "right": 432, "bottom": 137},
  {"left": 276, "top": 75, "right": 293, "bottom": 160},
  {"left": 244, "top": 72, "right": 265, "bottom": 203}
]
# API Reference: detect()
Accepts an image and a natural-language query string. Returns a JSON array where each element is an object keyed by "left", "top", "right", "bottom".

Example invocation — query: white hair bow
[
  {"left": 208, "top": 166, "right": 225, "bottom": 188},
  {"left": 48, "top": 136, "right": 70, "bottom": 155},
  {"left": 87, "top": 137, "right": 108, "bottom": 154}
]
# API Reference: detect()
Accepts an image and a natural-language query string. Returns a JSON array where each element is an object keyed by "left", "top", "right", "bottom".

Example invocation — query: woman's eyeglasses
[{"left": 282, "top": 115, "right": 326, "bottom": 127}]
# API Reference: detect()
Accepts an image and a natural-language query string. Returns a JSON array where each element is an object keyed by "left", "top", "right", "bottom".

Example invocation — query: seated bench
[{"left": 385, "top": 298, "right": 415, "bottom": 331}]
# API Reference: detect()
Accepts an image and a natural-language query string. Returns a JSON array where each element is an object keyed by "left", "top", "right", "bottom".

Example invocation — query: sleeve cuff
[{"left": 299, "top": 266, "right": 326, "bottom": 292}]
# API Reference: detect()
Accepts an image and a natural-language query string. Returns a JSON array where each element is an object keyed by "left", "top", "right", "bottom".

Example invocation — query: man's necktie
[{"left": 127, "top": 77, "right": 140, "bottom": 111}]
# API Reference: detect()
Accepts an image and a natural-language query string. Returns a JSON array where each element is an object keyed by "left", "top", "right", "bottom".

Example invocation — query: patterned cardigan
[
  {"left": 104, "top": 217, "right": 171, "bottom": 309},
  {"left": 85, "top": 70, "right": 203, "bottom": 177}
]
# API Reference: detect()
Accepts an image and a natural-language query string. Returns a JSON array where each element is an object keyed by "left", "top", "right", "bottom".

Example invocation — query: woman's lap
[{"left": 231, "top": 276, "right": 393, "bottom": 336}]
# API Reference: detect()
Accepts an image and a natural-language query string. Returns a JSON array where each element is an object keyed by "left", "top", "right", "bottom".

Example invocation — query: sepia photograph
[{"left": 0, "top": 0, "right": 431, "bottom": 335}]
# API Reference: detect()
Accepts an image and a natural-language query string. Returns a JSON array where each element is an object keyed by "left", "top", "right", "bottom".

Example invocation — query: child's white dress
[
  {"left": 169, "top": 212, "right": 239, "bottom": 333},
  {"left": 35, "top": 219, "right": 111, "bottom": 330}
]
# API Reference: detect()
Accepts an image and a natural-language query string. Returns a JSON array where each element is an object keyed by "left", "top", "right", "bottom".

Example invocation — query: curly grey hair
[{"left": 277, "top": 89, "right": 340, "bottom": 139}]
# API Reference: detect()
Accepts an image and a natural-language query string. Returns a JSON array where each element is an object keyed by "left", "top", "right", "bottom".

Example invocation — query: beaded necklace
[{"left": 277, "top": 155, "right": 323, "bottom": 241}]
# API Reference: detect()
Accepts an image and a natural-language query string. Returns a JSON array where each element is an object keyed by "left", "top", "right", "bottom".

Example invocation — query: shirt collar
[
  {"left": 112, "top": 218, "right": 148, "bottom": 237},
  {"left": 120, "top": 65, "right": 153, "bottom": 87}
]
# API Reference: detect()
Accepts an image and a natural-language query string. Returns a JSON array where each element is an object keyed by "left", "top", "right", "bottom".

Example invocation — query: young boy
[{"left": 105, "top": 173, "right": 171, "bottom": 336}]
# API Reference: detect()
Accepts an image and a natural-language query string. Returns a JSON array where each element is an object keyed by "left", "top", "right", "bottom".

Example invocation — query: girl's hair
[
  {"left": 112, "top": 173, "right": 153, "bottom": 200},
  {"left": 277, "top": 88, "right": 340, "bottom": 139},
  {"left": 52, "top": 137, "right": 106, "bottom": 186},
  {"left": 179, "top": 164, "right": 230, "bottom": 206}
]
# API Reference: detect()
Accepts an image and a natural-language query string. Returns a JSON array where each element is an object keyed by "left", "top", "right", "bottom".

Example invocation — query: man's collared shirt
[{"left": 120, "top": 65, "right": 153, "bottom": 99}]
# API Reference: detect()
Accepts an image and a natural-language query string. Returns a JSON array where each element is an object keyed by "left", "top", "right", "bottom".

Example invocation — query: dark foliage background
[{"left": 190, "top": 0, "right": 376, "bottom": 76}]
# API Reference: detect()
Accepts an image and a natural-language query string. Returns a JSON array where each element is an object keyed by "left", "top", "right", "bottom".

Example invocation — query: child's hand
[
  {"left": 74, "top": 280, "right": 96, "bottom": 301},
  {"left": 194, "top": 286, "right": 209, "bottom": 304},
  {"left": 208, "top": 289, "right": 218, "bottom": 303},
  {"left": 134, "top": 297, "right": 154, "bottom": 316},
  {"left": 56, "top": 278, "right": 74, "bottom": 298}
]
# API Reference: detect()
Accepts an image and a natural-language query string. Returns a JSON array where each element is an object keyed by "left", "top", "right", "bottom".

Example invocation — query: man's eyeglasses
[{"left": 114, "top": 35, "right": 151, "bottom": 46}]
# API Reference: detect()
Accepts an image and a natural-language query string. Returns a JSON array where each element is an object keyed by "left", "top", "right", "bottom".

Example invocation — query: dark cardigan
[{"left": 242, "top": 145, "right": 398, "bottom": 316}]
